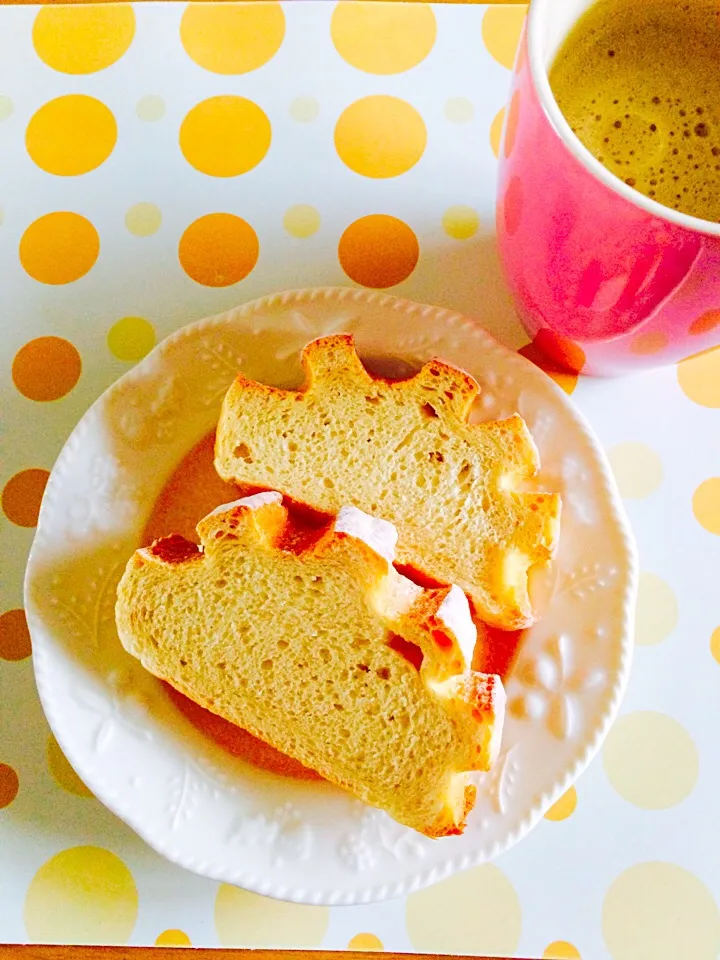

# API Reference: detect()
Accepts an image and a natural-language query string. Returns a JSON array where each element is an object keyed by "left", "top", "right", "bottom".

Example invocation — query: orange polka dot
[
  {"left": 693, "top": 477, "right": 720, "bottom": 535},
  {"left": 335, "top": 96, "right": 426, "bottom": 179},
  {"left": 180, "top": 96, "right": 271, "bottom": 177},
  {"left": 533, "top": 329, "right": 587, "bottom": 374},
  {"left": 490, "top": 107, "right": 504, "bottom": 159},
  {"left": 629, "top": 330, "right": 669, "bottom": 355},
  {"left": 490, "top": 97, "right": 520, "bottom": 158},
  {"left": 482, "top": 5, "right": 527, "bottom": 70},
  {"left": 0, "top": 763, "right": 19, "bottom": 809},
  {"left": 20, "top": 212, "right": 99, "bottom": 285},
  {"left": 13, "top": 336, "right": 81, "bottom": 401},
  {"left": 543, "top": 941, "right": 581, "bottom": 959},
  {"left": 331, "top": 3, "right": 436, "bottom": 75},
  {"left": 689, "top": 309, "right": 720, "bottom": 336},
  {"left": 515, "top": 32, "right": 528, "bottom": 73},
  {"left": 711, "top": 627, "right": 720, "bottom": 665},
  {"left": 505, "top": 91, "right": 520, "bottom": 159},
  {"left": 179, "top": 214, "right": 259, "bottom": 287},
  {"left": 338, "top": 214, "right": 419, "bottom": 288},
  {"left": 348, "top": 933, "right": 384, "bottom": 951},
  {"left": 181, "top": 3, "right": 285, "bottom": 75},
  {"left": 518, "top": 341, "right": 578, "bottom": 394},
  {"left": 0, "top": 609, "right": 32, "bottom": 662},
  {"left": 155, "top": 929, "right": 192, "bottom": 947},
  {"left": 677, "top": 347, "right": 720, "bottom": 408},
  {"left": 544, "top": 786, "right": 577, "bottom": 821},
  {"left": 2, "top": 469, "right": 50, "bottom": 528},
  {"left": 33, "top": 5, "right": 135, "bottom": 75},
  {"left": 26, "top": 95, "right": 117, "bottom": 176},
  {"left": 503, "top": 176, "right": 523, "bottom": 237}
]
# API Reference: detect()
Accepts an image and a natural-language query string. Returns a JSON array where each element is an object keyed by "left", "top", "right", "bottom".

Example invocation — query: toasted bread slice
[
  {"left": 215, "top": 335, "right": 561, "bottom": 629},
  {"left": 116, "top": 493, "right": 505, "bottom": 837}
]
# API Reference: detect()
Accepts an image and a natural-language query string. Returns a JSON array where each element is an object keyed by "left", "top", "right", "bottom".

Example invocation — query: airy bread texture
[
  {"left": 215, "top": 335, "right": 561, "bottom": 629},
  {"left": 116, "top": 493, "right": 506, "bottom": 837}
]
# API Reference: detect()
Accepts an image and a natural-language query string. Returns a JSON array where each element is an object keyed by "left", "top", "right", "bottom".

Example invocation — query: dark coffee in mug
[{"left": 549, "top": 0, "right": 720, "bottom": 222}]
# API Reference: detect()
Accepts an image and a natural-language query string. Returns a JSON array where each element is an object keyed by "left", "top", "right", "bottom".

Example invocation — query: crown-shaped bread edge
[
  {"left": 118, "top": 494, "right": 506, "bottom": 830},
  {"left": 214, "top": 335, "right": 561, "bottom": 630}
]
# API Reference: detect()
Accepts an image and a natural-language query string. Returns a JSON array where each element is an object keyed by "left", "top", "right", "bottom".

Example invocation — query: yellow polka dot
[
  {"left": 710, "top": 626, "right": 720, "bottom": 665},
  {"left": 33, "top": 5, "right": 135, "bottom": 75},
  {"left": 544, "top": 786, "right": 577, "bottom": 821},
  {"left": 603, "top": 862, "right": 720, "bottom": 960},
  {"left": 125, "top": 202, "right": 162, "bottom": 237},
  {"left": 0, "top": 763, "right": 19, "bottom": 809},
  {"left": 180, "top": 96, "right": 271, "bottom": 177},
  {"left": 693, "top": 477, "right": 720, "bottom": 535},
  {"left": 179, "top": 213, "right": 259, "bottom": 287},
  {"left": 108, "top": 317, "right": 156, "bottom": 363},
  {"left": 490, "top": 106, "right": 505, "bottom": 158},
  {"left": 635, "top": 572, "right": 678, "bottom": 646},
  {"left": 136, "top": 95, "right": 165, "bottom": 122},
  {"left": 406, "top": 865, "right": 521, "bottom": 956},
  {"left": 26, "top": 95, "right": 116, "bottom": 177},
  {"left": 442, "top": 205, "right": 480, "bottom": 240},
  {"left": 482, "top": 6, "right": 527, "bottom": 70},
  {"left": 603, "top": 711, "right": 698, "bottom": 809},
  {"left": 444, "top": 97, "right": 474, "bottom": 124},
  {"left": 335, "top": 96, "right": 426, "bottom": 179},
  {"left": 543, "top": 942, "right": 581, "bottom": 959},
  {"left": 47, "top": 735, "right": 93, "bottom": 798},
  {"left": 20, "top": 212, "right": 99, "bottom": 285},
  {"left": 629, "top": 330, "right": 669, "bottom": 355},
  {"left": 0, "top": 609, "right": 32, "bottom": 662},
  {"left": 0, "top": 96, "right": 13, "bottom": 121},
  {"left": 155, "top": 929, "right": 192, "bottom": 947},
  {"left": 290, "top": 97, "right": 319, "bottom": 123},
  {"left": 215, "top": 886, "right": 328, "bottom": 947},
  {"left": 2, "top": 469, "right": 50, "bottom": 528},
  {"left": 283, "top": 204, "right": 321, "bottom": 238},
  {"left": 331, "top": 3, "right": 435, "bottom": 75},
  {"left": 24, "top": 847, "right": 138, "bottom": 944},
  {"left": 607, "top": 442, "right": 663, "bottom": 499},
  {"left": 349, "top": 933, "right": 384, "bottom": 951},
  {"left": 13, "top": 335, "right": 82, "bottom": 401},
  {"left": 339, "top": 214, "right": 419, "bottom": 288},
  {"left": 678, "top": 347, "right": 720, "bottom": 408},
  {"left": 181, "top": 3, "right": 284, "bottom": 75}
]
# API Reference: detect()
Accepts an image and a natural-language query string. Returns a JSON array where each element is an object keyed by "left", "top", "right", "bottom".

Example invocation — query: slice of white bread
[
  {"left": 116, "top": 493, "right": 506, "bottom": 837},
  {"left": 215, "top": 335, "right": 561, "bottom": 630}
]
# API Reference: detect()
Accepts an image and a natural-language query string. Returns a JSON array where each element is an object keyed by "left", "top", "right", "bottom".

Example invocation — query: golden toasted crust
[
  {"left": 116, "top": 496, "right": 506, "bottom": 837},
  {"left": 215, "top": 334, "right": 561, "bottom": 629}
]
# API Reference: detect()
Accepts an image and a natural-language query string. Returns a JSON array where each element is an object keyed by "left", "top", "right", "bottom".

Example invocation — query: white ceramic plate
[{"left": 25, "top": 287, "right": 636, "bottom": 904}]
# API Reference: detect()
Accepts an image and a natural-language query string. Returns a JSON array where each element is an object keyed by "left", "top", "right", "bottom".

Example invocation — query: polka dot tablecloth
[{"left": 1, "top": 3, "right": 719, "bottom": 957}]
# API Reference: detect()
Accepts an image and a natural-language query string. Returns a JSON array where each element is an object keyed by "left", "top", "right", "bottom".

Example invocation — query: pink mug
[{"left": 496, "top": 0, "right": 720, "bottom": 376}]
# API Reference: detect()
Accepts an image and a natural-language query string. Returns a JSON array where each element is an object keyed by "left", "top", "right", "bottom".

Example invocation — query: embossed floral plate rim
[{"left": 25, "top": 286, "right": 637, "bottom": 904}]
